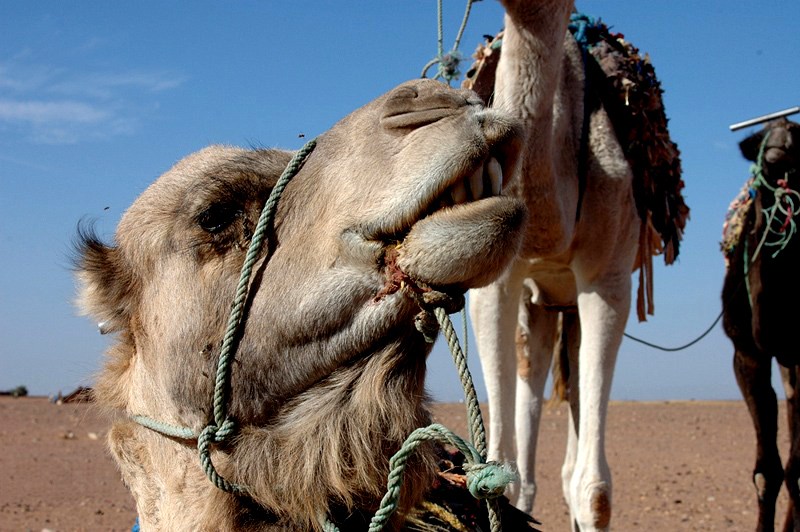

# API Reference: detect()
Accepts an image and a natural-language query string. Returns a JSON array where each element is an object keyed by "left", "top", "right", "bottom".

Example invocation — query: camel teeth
[
  {"left": 487, "top": 157, "right": 502, "bottom": 195},
  {"left": 469, "top": 166, "right": 484, "bottom": 200},
  {"left": 451, "top": 181, "right": 468, "bottom": 204}
]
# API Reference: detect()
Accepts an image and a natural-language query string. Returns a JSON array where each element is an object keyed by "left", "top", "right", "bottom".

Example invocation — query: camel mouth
[
  {"left": 764, "top": 147, "right": 797, "bottom": 168},
  {"left": 429, "top": 155, "right": 506, "bottom": 212},
  {"left": 365, "top": 151, "right": 511, "bottom": 247},
  {"left": 373, "top": 152, "right": 525, "bottom": 296}
]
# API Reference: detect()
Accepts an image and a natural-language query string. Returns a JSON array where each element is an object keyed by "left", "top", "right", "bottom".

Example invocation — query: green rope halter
[
  {"left": 744, "top": 128, "right": 799, "bottom": 309},
  {"left": 131, "top": 136, "right": 514, "bottom": 531},
  {"left": 749, "top": 131, "right": 800, "bottom": 261}
]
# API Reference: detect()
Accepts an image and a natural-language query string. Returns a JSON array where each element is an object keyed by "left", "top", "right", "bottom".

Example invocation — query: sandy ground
[{"left": 0, "top": 396, "right": 790, "bottom": 531}]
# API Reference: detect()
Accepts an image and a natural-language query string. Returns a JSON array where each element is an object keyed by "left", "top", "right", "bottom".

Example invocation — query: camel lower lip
[{"left": 393, "top": 196, "right": 526, "bottom": 290}]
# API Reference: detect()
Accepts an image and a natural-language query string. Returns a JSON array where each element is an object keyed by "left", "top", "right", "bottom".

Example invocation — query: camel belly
[{"left": 523, "top": 259, "right": 577, "bottom": 308}]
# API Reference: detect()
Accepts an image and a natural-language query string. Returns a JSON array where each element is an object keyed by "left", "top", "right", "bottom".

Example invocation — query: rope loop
[
  {"left": 367, "top": 423, "right": 516, "bottom": 531},
  {"left": 198, "top": 422, "right": 245, "bottom": 494}
]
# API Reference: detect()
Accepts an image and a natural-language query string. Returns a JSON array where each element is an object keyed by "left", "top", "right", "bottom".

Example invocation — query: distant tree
[{"left": 12, "top": 385, "right": 28, "bottom": 397}]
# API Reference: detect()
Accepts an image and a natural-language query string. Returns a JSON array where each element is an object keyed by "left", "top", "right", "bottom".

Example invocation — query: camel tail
[{"left": 549, "top": 312, "right": 570, "bottom": 406}]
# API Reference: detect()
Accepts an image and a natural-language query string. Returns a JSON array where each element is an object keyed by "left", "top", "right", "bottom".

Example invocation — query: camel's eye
[{"left": 197, "top": 203, "right": 241, "bottom": 233}]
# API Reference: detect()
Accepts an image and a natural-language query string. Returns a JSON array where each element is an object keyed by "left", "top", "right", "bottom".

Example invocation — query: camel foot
[{"left": 515, "top": 482, "right": 536, "bottom": 515}]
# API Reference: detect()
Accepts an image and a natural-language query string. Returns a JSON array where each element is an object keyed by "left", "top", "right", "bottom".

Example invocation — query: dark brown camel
[{"left": 722, "top": 118, "right": 800, "bottom": 532}]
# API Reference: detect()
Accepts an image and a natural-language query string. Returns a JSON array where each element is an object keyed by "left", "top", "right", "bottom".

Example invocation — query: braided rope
[
  {"left": 213, "top": 139, "right": 318, "bottom": 426},
  {"left": 433, "top": 307, "right": 486, "bottom": 458},
  {"left": 434, "top": 307, "right": 505, "bottom": 531}
]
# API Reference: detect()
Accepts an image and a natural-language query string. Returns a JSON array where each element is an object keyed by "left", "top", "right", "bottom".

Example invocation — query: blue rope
[{"left": 568, "top": 12, "right": 602, "bottom": 49}]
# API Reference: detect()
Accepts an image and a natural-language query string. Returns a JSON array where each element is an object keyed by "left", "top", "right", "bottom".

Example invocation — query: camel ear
[
  {"left": 74, "top": 224, "right": 137, "bottom": 335},
  {"left": 739, "top": 129, "right": 765, "bottom": 163}
]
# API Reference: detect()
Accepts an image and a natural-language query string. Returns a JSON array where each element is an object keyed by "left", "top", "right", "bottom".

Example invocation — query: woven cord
[
  {"left": 433, "top": 307, "right": 486, "bottom": 457},
  {"left": 434, "top": 307, "right": 505, "bottom": 531}
]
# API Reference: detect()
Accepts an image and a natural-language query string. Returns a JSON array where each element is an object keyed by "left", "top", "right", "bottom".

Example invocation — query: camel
[
  {"left": 465, "top": 2, "right": 686, "bottom": 530},
  {"left": 74, "top": 78, "right": 532, "bottom": 530},
  {"left": 722, "top": 118, "right": 800, "bottom": 531}
]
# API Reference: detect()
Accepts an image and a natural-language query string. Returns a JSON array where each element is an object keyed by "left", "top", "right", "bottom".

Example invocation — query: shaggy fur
[
  {"left": 468, "top": 1, "right": 639, "bottom": 530},
  {"left": 75, "top": 79, "right": 527, "bottom": 530},
  {"left": 722, "top": 119, "right": 800, "bottom": 531}
]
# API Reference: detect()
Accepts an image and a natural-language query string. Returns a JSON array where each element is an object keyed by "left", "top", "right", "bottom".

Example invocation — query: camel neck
[{"left": 494, "top": 2, "right": 577, "bottom": 256}]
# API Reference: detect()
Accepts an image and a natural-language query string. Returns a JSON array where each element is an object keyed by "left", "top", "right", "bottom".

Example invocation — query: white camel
[{"left": 469, "top": 1, "right": 648, "bottom": 530}]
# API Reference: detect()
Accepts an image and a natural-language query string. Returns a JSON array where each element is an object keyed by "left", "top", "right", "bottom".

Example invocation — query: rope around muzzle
[
  {"left": 130, "top": 137, "right": 515, "bottom": 531},
  {"left": 748, "top": 130, "right": 800, "bottom": 262}
]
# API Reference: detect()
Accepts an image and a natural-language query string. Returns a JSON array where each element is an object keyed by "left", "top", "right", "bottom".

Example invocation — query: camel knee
[
  {"left": 515, "top": 327, "right": 550, "bottom": 384},
  {"left": 754, "top": 457, "right": 785, "bottom": 502}
]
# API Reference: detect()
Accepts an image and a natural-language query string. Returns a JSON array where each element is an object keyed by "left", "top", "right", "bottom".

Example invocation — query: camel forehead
[{"left": 121, "top": 147, "right": 279, "bottom": 221}]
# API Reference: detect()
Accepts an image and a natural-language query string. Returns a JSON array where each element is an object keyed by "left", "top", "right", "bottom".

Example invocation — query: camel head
[
  {"left": 739, "top": 118, "right": 800, "bottom": 183},
  {"left": 75, "top": 78, "right": 525, "bottom": 530}
]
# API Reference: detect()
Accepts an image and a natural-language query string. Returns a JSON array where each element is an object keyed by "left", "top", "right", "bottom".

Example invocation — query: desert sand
[{"left": 0, "top": 396, "right": 789, "bottom": 531}]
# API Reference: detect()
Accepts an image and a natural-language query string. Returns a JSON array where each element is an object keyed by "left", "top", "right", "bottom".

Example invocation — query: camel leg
[
  {"left": 567, "top": 286, "right": 628, "bottom": 531},
  {"left": 781, "top": 365, "right": 800, "bottom": 532},
  {"left": 734, "top": 349, "right": 783, "bottom": 532},
  {"left": 560, "top": 312, "right": 581, "bottom": 517},
  {"left": 513, "top": 294, "right": 559, "bottom": 514},
  {"left": 470, "top": 261, "right": 527, "bottom": 476}
]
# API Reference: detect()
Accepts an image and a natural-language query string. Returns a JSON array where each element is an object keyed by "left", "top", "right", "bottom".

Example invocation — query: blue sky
[{"left": 1, "top": 2, "right": 797, "bottom": 402}]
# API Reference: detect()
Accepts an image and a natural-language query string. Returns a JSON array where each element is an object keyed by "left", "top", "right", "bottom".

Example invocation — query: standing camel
[
  {"left": 722, "top": 118, "right": 800, "bottom": 531},
  {"left": 465, "top": 2, "right": 687, "bottom": 530}
]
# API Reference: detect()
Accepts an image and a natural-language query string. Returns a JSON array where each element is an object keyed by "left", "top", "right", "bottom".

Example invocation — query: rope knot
[
  {"left": 201, "top": 418, "right": 236, "bottom": 444},
  {"left": 412, "top": 290, "right": 465, "bottom": 343},
  {"left": 414, "top": 311, "right": 440, "bottom": 344},
  {"left": 464, "top": 461, "right": 518, "bottom": 500},
  {"left": 437, "top": 51, "right": 463, "bottom": 82}
]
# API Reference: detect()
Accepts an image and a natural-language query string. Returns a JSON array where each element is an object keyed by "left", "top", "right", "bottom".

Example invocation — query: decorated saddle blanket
[{"left": 721, "top": 179, "right": 755, "bottom": 266}]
